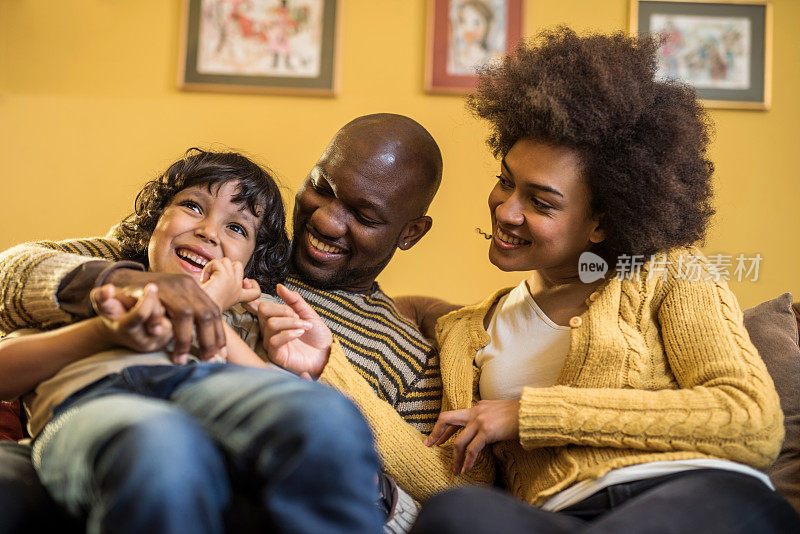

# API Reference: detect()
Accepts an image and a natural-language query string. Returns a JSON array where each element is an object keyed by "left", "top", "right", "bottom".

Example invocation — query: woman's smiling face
[
  {"left": 147, "top": 181, "right": 261, "bottom": 281},
  {"left": 487, "top": 138, "right": 604, "bottom": 274}
]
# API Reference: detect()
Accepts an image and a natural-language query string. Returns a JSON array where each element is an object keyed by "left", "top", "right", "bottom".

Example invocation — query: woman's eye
[
  {"left": 496, "top": 175, "right": 512, "bottom": 189},
  {"left": 228, "top": 223, "right": 247, "bottom": 237},
  {"left": 356, "top": 215, "right": 378, "bottom": 227},
  {"left": 531, "top": 197, "right": 552, "bottom": 211},
  {"left": 181, "top": 200, "right": 202, "bottom": 213}
]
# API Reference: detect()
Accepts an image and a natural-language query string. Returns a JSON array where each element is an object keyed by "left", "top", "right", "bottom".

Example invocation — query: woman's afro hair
[{"left": 468, "top": 26, "right": 716, "bottom": 258}]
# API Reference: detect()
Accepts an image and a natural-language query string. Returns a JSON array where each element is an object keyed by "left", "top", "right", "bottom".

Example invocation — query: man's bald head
[
  {"left": 327, "top": 113, "right": 443, "bottom": 216},
  {"left": 291, "top": 114, "right": 444, "bottom": 292}
]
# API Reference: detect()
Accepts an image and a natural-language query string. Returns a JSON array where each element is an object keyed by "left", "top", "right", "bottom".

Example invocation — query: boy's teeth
[
  {"left": 309, "top": 234, "right": 343, "bottom": 254},
  {"left": 177, "top": 248, "right": 208, "bottom": 266}
]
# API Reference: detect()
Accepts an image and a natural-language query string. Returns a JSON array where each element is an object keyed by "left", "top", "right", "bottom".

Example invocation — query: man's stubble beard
[{"left": 288, "top": 238, "right": 398, "bottom": 292}]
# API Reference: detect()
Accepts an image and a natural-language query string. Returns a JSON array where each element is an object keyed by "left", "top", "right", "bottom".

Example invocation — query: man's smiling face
[{"left": 291, "top": 137, "right": 414, "bottom": 292}]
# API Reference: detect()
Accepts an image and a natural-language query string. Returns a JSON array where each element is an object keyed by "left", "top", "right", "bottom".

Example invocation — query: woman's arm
[
  {"left": 249, "top": 285, "right": 496, "bottom": 502},
  {"left": 516, "top": 276, "right": 783, "bottom": 469}
]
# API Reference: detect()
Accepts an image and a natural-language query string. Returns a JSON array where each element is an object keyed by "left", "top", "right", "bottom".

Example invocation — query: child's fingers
[
  {"left": 276, "top": 284, "right": 320, "bottom": 321},
  {"left": 201, "top": 259, "right": 224, "bottom": 284},
  {"left": 233, "top": 261, "right": 244, "bottom": 283},
  {"left": 145, "top": 300, "right": 167, "bottom": 336},
  {"left": 122, "top": 284, "right": 159, "bottom": 326},
  {"left": 91, "top": 285, "right": 127, "bottom": 319},
  {"left": 240, "top": 278, "right": 261, "bottom": 303},
  {"left": 243, "top": 299, "right": 261, "bottom": 315}
]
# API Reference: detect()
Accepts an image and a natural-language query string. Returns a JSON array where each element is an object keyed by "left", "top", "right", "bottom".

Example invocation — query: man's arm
[
  {"left": 0, "top": 237, "right": 126, "bottom": 335},
  {"left": 394, "top": 296, "right": 461, "bottom": 343},
  {"left": 0, "top": 235, "right": 227, "bottom": 361}
]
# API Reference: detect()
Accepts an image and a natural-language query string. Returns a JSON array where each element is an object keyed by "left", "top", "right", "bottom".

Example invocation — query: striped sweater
[{"left": 0, "top": 235, "right": 442, "bottom": 433}]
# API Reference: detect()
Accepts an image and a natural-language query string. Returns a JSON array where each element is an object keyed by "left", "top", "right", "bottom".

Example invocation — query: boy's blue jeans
[{"left": 31, "top": 363, "right": 384, "bottom": 534}]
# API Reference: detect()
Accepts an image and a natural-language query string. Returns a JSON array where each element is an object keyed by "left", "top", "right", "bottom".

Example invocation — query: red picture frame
[{"left": 425, "top": 0, "right": 525, "bottom": 94}]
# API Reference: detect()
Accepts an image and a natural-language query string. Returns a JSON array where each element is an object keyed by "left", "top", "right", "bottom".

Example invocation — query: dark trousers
[
  {"left": 411, "top": 469, "right": 800, "bottom": 534},
  {"left": 0, "top": 441, "right": 79, "bottom": 534}
]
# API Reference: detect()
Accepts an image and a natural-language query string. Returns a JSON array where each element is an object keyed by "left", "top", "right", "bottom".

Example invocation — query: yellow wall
[{"left": 1, "top": 0, "right": 798, "bottom": 307}]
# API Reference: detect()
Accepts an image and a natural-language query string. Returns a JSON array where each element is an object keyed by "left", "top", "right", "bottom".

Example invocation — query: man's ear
[
  {"left": 398, "top": 216, "right": 433, "bottom": 250},
  {"left": 589, "top": 215, "right": 605, "bottom": 244}
]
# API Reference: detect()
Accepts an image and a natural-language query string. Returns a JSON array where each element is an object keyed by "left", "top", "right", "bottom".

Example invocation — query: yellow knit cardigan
[{"left": 320, "top": 247, "right": 784, "bottom": 506}]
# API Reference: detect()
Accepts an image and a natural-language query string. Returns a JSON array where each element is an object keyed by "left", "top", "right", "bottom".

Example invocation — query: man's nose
[{"left": 310, "top": 199, "right": 347, "bottom": 238}]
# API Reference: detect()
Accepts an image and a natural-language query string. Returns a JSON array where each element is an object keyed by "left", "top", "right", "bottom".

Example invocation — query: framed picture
[
  {"left": 425, "top": 0, "right": 525, "bottom": 94},
  {"left": 629, "top": 0, "right": 772, "bottom": 110},
  {"left": 179, "top": 0, "right": 341, "bottom": 96}
]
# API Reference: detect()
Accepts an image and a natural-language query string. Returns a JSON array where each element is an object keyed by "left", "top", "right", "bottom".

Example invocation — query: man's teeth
[
  {"left": 497, "top": 228, "right": 528, "bottom": 245},
  {"left": 309, "top": 233, "right": 343, "bottom": 254},
  {"left": 177, "top": 249, "right": 209, "bottom": 267}
]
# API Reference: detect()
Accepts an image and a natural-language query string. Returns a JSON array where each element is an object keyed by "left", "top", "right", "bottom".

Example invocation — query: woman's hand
[
  {"left": 200, "top": 258, "right": 262, "bottom": 311},
  {"left": 245, "top": 284, "right": 333, "bottom": 379},
  {"left": 93, "top": 283, "right": 174, "bottom": 353},
  {"left": 424, "top": 399, "right": 521, "bottom": 474}
]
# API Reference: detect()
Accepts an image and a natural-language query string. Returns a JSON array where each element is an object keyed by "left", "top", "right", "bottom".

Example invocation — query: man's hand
[
  {"left": 103, "top": 268, "right": 226, "bottom": 363},
  {"left": 424, "top": 399, "right": 520, "bottom": 474},
  {"left": 200, "top": 258, "right": 262, "bottom": 311},
  {"left": 93, "top": 283, "right": 173, "bottom": 353},
  {"left": 244, "top": 284, "right": 332, "bottom": 378}
]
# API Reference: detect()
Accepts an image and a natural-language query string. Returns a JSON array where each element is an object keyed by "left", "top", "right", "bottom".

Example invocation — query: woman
[
  {"left": 407, "top": 27, "right": 799, "bottom": 532},
  {"left": 256, "top": 27, "right": 799, "bottom": 532}
]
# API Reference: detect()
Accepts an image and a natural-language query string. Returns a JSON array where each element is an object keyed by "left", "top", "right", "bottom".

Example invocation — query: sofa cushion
[
  {"left": 743, "top": 293, "right": 800, "bottom": 514},
  {"left": 0, "top": 400, "right": 23, "bottom": 442}
]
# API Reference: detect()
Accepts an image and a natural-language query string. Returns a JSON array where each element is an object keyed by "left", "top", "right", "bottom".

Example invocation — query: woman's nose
[{"left": 494, "top": 194, "right": 524, "bottom": 226}]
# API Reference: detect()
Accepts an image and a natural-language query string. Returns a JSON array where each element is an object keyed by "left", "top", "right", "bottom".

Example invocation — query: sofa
[{"left": 1, "top": 294, "right": 799, "bottom": 533}]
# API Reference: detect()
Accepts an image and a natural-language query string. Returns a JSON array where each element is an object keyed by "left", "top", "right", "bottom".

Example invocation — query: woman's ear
[
  {"left": 398, "top": 216, "right": 433, "bottom": 250},
  {"left": 589, "top": 215, "right": 605, "bottom": 244}
]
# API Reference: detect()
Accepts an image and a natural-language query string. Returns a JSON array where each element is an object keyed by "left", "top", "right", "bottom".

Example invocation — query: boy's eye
[
  {"left": 181, "top": 200, "right": 202, "bottom": 213},
  {"left": 228, "top": 223, "right": 247, "bottom": 237}
]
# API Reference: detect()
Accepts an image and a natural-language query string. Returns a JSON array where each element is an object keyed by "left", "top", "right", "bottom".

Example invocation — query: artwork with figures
[
  {"left": 197, "top": 0, "right": 324, "bottom": 78},
  {"left": 651, "top": 14, "right": 750, "bottom": 89},
  {"left": 446, "top": 0, "right": 508, "bottom": 76}
]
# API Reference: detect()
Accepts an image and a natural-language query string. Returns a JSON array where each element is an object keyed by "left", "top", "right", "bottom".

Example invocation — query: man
[{"left": 0, "top": 114, "right": 483, "bottom": 532}]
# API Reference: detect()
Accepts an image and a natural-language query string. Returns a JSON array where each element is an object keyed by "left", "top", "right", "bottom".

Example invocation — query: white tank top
[{"left": 476, "top": 280, "right": 571, "bottom": 400}]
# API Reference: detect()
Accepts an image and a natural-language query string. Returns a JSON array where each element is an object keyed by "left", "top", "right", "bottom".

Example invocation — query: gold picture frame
[{"left": 629, "top": 0, "right": 772, "bottom": 110}]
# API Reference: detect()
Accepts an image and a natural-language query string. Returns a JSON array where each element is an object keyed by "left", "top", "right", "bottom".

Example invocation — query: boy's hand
[
  {"left": 200, "top": 258, "right": 261, "bottom": 311},
  {"left": 103, "top": 268, "right": 226, "bottom": 364},
  {"left": 244, "top": 284, "right": 332, "bottom": 378},
  {"left": 93, "top": 283, "right": 174, "bottom": 354}
]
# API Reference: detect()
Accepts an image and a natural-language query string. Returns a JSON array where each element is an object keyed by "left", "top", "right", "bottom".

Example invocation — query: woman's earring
[{"left": 475, "top": 227, "right": 492, "bottom": 240}]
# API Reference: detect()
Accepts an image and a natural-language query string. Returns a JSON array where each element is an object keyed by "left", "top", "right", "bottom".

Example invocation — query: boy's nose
[{"left": 195, "top": 223, "right": 219, "bottom": 246}]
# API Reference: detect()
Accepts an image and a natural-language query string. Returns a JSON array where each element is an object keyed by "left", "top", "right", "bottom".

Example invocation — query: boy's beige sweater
[{"left": 321, "top": 247, "right": 784, "bottom": 505}]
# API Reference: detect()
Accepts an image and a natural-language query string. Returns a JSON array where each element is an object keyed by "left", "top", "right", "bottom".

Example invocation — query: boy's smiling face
[{"left": 147, "top": 181, "right": 262, "bottom": 281}]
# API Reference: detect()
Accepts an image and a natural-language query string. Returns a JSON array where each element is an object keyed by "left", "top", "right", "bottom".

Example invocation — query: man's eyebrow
[{"left": 501, "top": 157, "right": 564, "bottom": 198}]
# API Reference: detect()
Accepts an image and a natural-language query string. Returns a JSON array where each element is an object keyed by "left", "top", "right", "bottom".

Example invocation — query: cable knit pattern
[
  {"left": 436, "top": 247, "right": 784, "bottom": 506},
  {"left": 0, "top": 237, "right": 121, "bottom": 336},
  {"left": 320, "top": 341, "right": 495, "bottom": 503}
]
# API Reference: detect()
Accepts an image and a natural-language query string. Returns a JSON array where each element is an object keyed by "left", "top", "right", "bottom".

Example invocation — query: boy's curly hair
[
  {"left": 115, "top": 148, "right": 290, "bottom": 292},
  {"left": 468, "top": 26, "right": 715, "bottom": 258}
]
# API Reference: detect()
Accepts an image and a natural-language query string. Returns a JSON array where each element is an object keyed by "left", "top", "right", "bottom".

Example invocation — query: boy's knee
[{"left": 97, "top": 412, "right": 224, "bottom": 488}]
